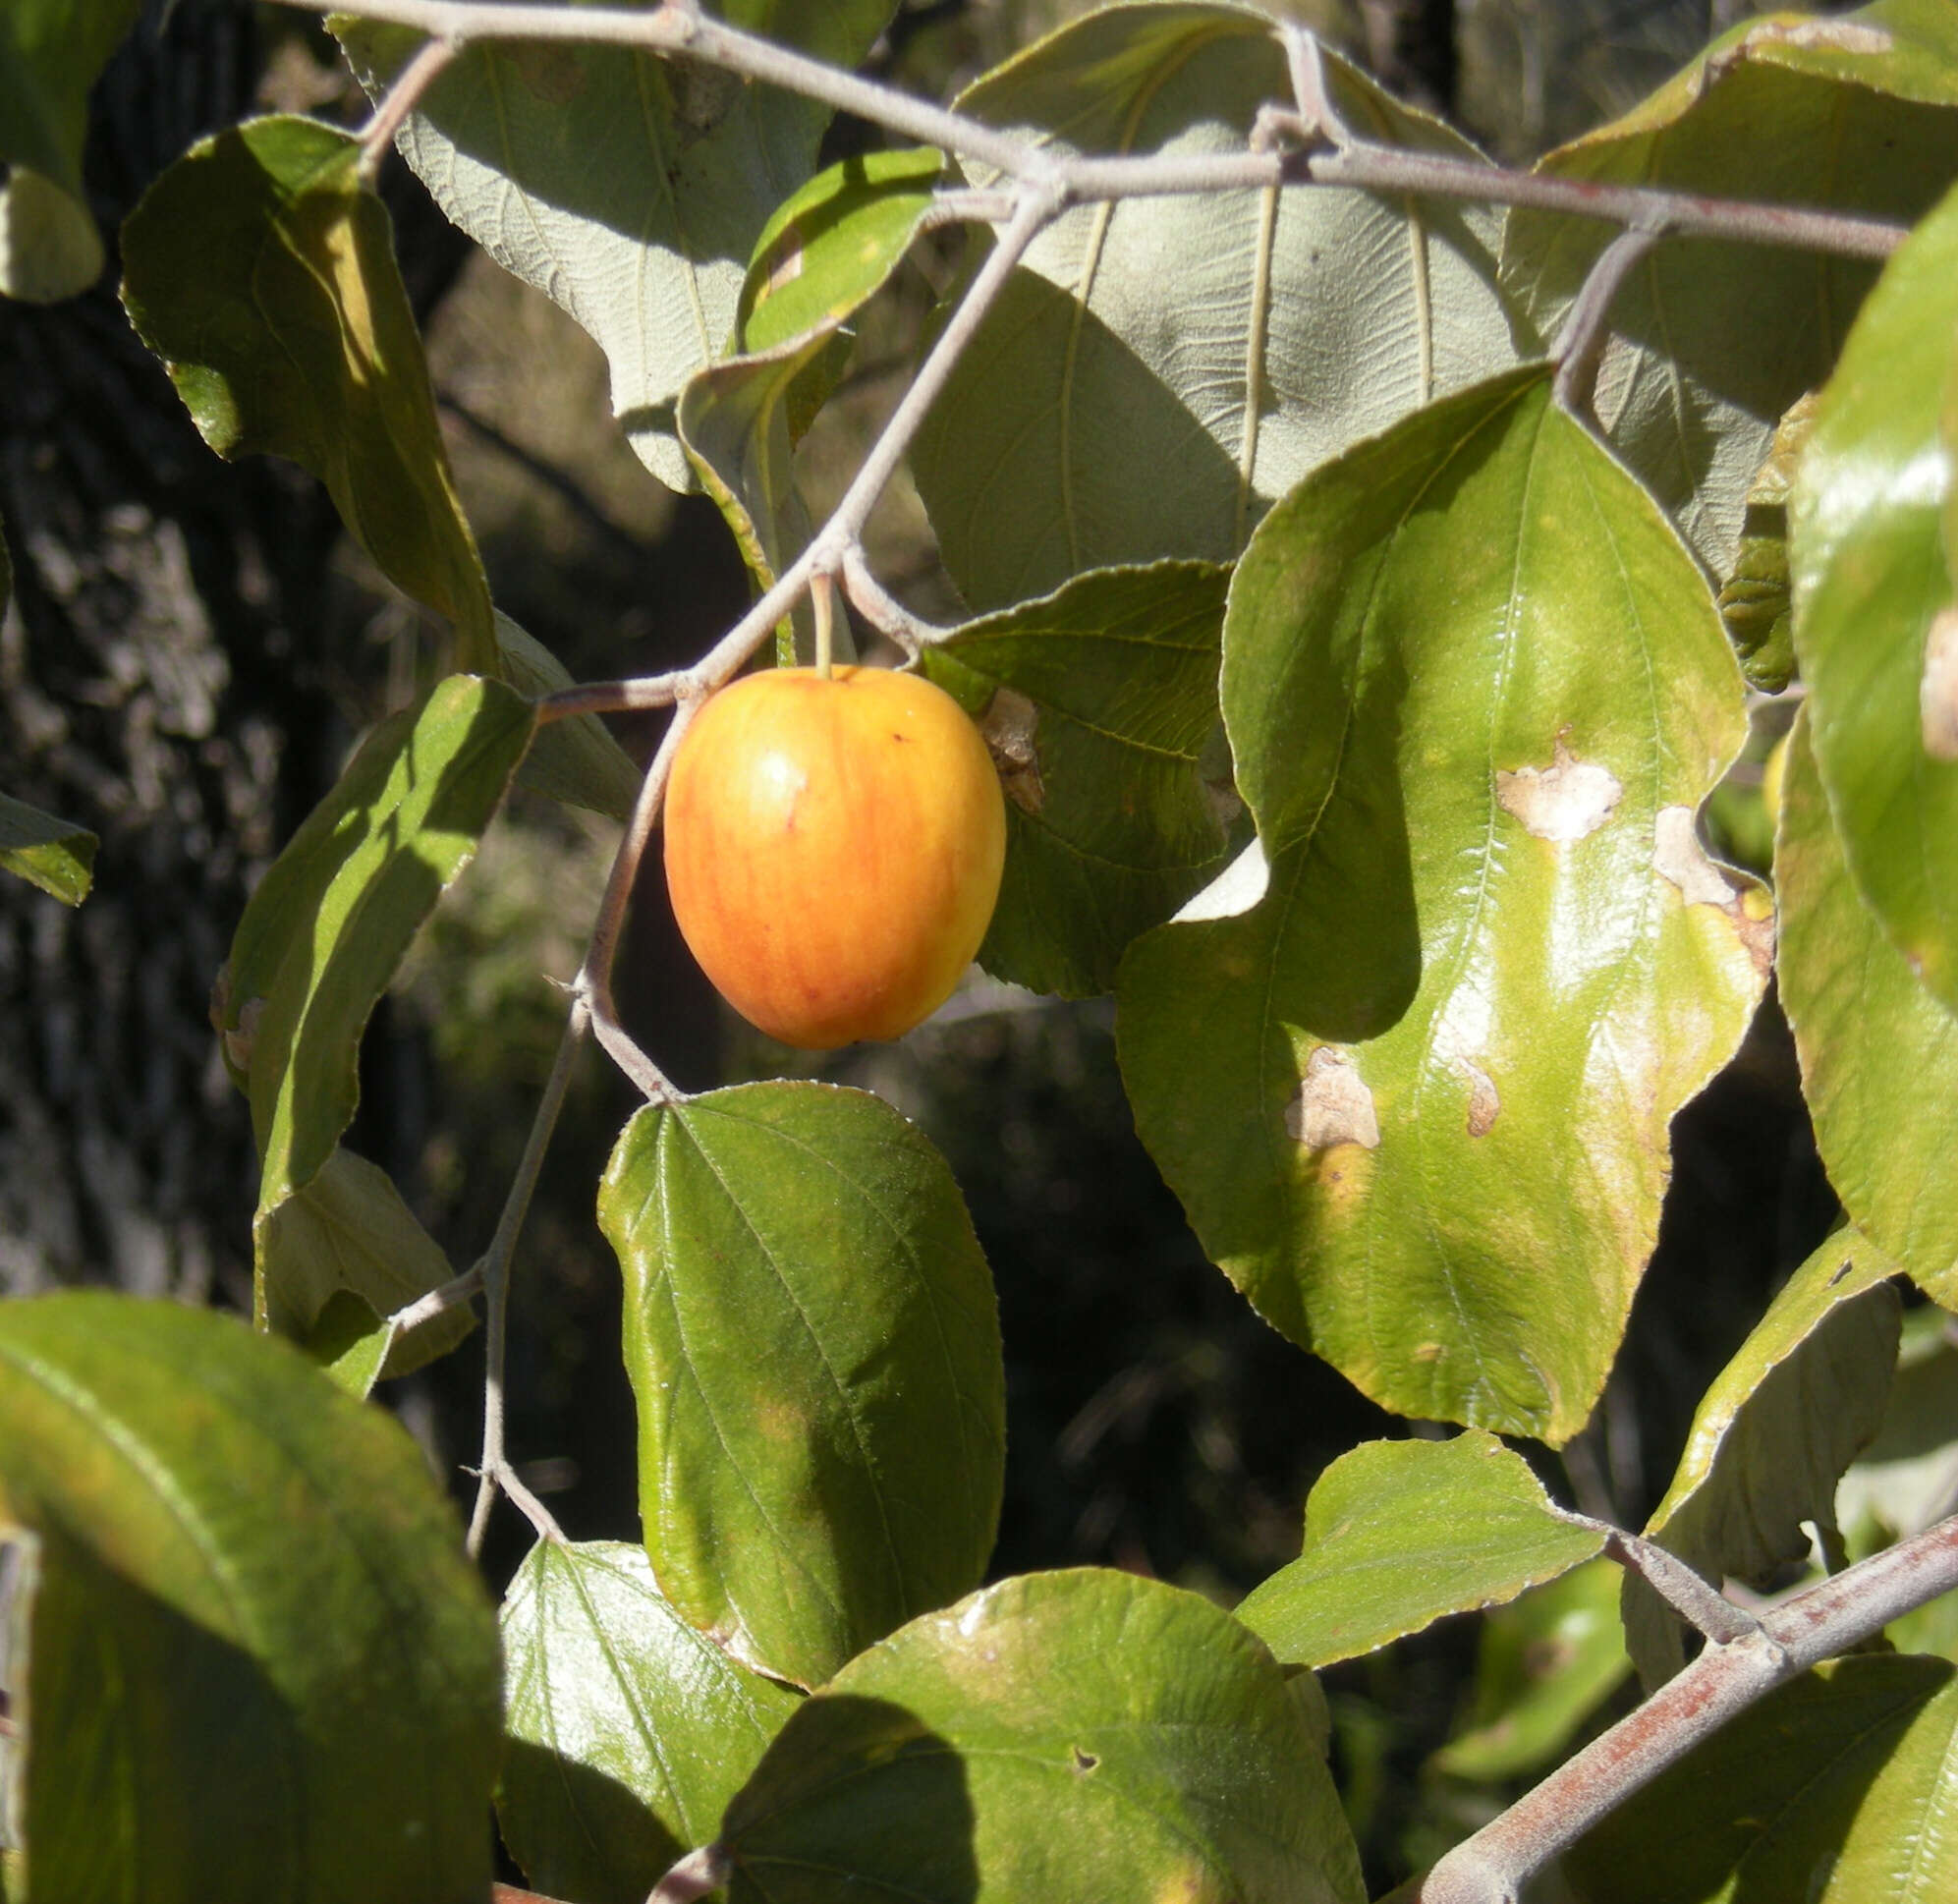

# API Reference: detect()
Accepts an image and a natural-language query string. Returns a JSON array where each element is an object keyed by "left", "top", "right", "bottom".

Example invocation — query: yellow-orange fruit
[{"left": 662, "top": 664, "right": 1007, "bottom": 1049}]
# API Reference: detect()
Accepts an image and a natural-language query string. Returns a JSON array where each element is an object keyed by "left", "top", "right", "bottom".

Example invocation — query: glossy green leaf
[
  {"left": 499, "top": 1540, "right": 799, "bottom": 1904},
  {"left": 739, "top": 147, "right": 944, "bottom": 357},
  {"left": 0, "top": 794, "right": 95, "bottom": 908},
  {"left": 720, "top": 1568, "right": 1365, "bottom": 1904},
  {"left": 598, "top": 1081, "right": 1005, "bottom": 1689},
  {"left": 1236, "top": 1431, "right": 1604, "bottom": 1669},
  {"left": 0, "top": 1291, "right": 500, "bottom": 1904},
  {"left": 1779, "top": 713, "right": 1958, "bottom": 1304},
  {"left": 919, "top": 561, "right": 1233, "bottom": 995},
  {"left": 252, "top": 1144, "right": 475, "bottom": 1397},
  {"left": 1714, "top": 392, "right": 1818, "bottom": 694},
  {"left": 338, "top": 0, "right": 897, "bottom": 493},
  {"left": 1565, "top": 1655, "right": 1958, "bottom": 1904},
  {"left": 1623, "top": 1228, "right": 1901, "bottom": 1687},
  {"left": 0, "top": 0, "right": 141, "bottom": 301},
  {"left": 1119, "top": 370, "right": 1766, "bottom": 1442},
  {"left": 1791, "top": 178, "right": 1958, "bottom": 1012},
  {"left": 1500, "top": 0, "right": 1958, "bottom": 579},
  {"left": 495, "top": 610, "right": 643, "bottom": 823},
  {"left": 214, "top": 674, "right": 533, "bottom": 1208},
  {"left": 122, "top": 115, "right": 497, "bottom": 672},
  {"left": 912, "top": 4, "right": 1523, "bottom": 611},
  {"left": 1431, "top": 1557, "right": 1632, "bottom": 1781},
  {"left": 1839, "top": 1309, "right": 1958, "bottom": 1660}
]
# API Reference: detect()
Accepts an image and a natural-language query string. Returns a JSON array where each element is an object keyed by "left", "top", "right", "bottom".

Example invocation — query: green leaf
[
  {"left": 719, "top": 1568, "right": 1366, "bottom": 1904},
  {"left": 912, "top": 4, "right": 1523, "bottom": 611},
  {"left": 499, "top": 1540, "right": 800, "bottom": 1904},
  {"left": 919, "top": 561, "right": 1234, "bottom": 996},
  {"left": 337, "top": 0, "right": 898, "bottom": 493},
  {"left": 213, "top": 674, "right": 533, "bottom": 1207},
  {"left": 0, "top": 793, "right": 95, "bottom": 908},
  {"left": 598, "top": 1081, "right": 1005, "bottom": 1689},
  {"left": 1118, "top": 370, "right": 1766, "bottom": 1442},
  {"left": 1791, "top": 178, "right": 1958, "bottom": 1012},
  {"left": 1564, "top": 1655, "right": 1958, "bottom": 1904},
  {"left": 1235, "top": 1431, "right": 1604, "bottom": 1669},
  {"left": 0, "top": 0, "right": 142, "bottom": 301},
  {"left": 739, "top": 147, "right": 945, "bottom": 358},
  {"left": 252, "top": 1144, "right": 475, "bottom": 1397},
  {"left": 1779, "top": 712, "right": 1958, "bottom": 1303},
  {"left": 680, "top": 148, "right": 945, "bottom": 592},
  {"left": 1622, "top": 1228, "right": 1901, "bottom": 1688},
  {"left": 1714, "top": 391, "right": 1818, "bottom": 694},
  {"left": 0, "top": 1291, "right": 500, "bottom": 1904},
  {"left": 1430, "top": 1557, "right": 1632, "bottom": 1781},
  {"left": 121, "top": 116, "right": 498, "bottom": 673},
  {"left": 1500, "top": 0, "right": 1958, "bottom": 579},
  {"left": 495, "top": 609, "right": 643, "bottom": 822}
]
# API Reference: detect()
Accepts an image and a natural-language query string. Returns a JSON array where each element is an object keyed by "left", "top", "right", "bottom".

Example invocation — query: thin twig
[
  {"left": 465, "top": 997, "right": 590, "bottom": 1555},
  {"left": 1551, "top": 223, "right": 1662, "bottom": 415},
  {"left": 841, "top": 543, "right": 952, "bottom": 655},
  {"left": 386, "top": 1259, "right": 484, "bottom": 1333},
  {"left": 535, "top": 672, "right": 685, "bottom": 724},
  {"left": 1416, "top": 1514, "right": 1958, "bottom": 1903},
  {"left": 489, "top": 1458, "right": 567, "bottom": 1545},
  {"left": 1576, "top": 1518, "right": 1764, "bottom": 1647},
  {"left": 355, "top": 31, "right": 457, "bottom": 184}
]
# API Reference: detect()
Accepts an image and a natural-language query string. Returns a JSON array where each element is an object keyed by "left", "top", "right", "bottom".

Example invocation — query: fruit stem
[{"left": 811, "top": 570, "right": 837, "bottom": 680}]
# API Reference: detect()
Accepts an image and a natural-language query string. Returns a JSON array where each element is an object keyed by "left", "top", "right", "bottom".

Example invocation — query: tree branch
[{"left": 1414, "top": 1514, "right": 1958, "bottom": 1903}]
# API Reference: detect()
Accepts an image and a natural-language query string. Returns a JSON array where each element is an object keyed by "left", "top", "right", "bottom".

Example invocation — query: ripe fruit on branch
[{"left": 662, "top": 664, "right": 1008, "bottom": 1049}]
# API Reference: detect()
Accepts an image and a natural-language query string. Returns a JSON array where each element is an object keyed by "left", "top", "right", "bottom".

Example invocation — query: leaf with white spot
[{"left": 1118, "top": 368, "right": 1767, "bottom": 1443}]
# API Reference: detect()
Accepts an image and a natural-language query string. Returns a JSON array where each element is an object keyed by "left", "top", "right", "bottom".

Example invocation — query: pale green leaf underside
[
  {"left": 720, "top": 1568, "right": 1367, "bottom": 1904},
  {"left": 1119, "top": 370, "right": 1765, "bottom": 1443},
  {"left": 499, "top": 1540, "right": 799, "bottom": 1904},
  {"left": 913, "top": 3, "right": 1524, "bottom": 610},
  {"left": 1235, "top": 1431, "right": 1603, "bottom": 1668},
  {"left": 1500, "top": 0, "right": 1958, "bottom": 580},
  {"left": 599, "top": 1081, "right": 1005, "bottom": 1690},
  {"left": 1623, "top": 1226, "right": 1901, "bottom": 1686}
]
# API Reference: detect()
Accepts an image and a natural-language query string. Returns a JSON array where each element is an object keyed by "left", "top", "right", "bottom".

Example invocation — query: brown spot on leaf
[
  {"left": 1071, "top": 1746, "right": 1098, "bottom": 1772},
  {"left": 761, "top": 227, "right": 807, "bottom": 300},
  {"left": 1287, "top": 1047, "right": 1379, "bottom": 1151},
  {"left": 1654, "top": 808, "right": 1776, "bottom": 978},
  {"left": 980, "top": 687, "right": 1043, "bottom": 813},
  {"left": 1463, "top": 1061, "right": 1500, "bottom": 1138},
  {"left": 1496, "top": 735, "right": 1623, "bottom": 842},
  {"left": 1922, "top": 607, "right": 1958, "bottom": 762},
  {"left": 1413, "top": 1341, "right": 1443, "bottom": 1363}
]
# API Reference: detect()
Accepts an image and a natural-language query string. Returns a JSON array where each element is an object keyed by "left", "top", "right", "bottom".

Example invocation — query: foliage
[{"left": 4, "top": 2, "right": 1958, "bottom": 1902}]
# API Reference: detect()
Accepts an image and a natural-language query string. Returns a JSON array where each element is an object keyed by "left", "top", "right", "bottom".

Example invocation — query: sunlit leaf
[
  {"left": 0, "top": 0, "right": 140, "bottom": 301},
  {"left": 338, "top": 0, "right": 898, "bottom": 493},
  {"left": 920, "top": 561, "right": 1234, "bottom": 995},
  {"left": 912, "top": 4, "right": 1523, "bottom": 610},
  {"left": 1236, "top": 1432, "right": 1603, "bottom": 1668},
  {"left": 0, "top": 793, "right": 95, "bottom": 908},
  {"left": 213, "top": 675, "right": 533, "bottom": 1207},
  {"left": 1779, "top": 713, "right": 1958, "bottom": 1304},
  {"left": 1119, "top": 369, "right": 1766, "bottom": 1442},
  {"left": 252, "top": 1145, "right": 475, "bottom": 1397},
  {"left": 1431, "top": 1557, "right": 1631, "bottom": 1781},
  {"left": 499, "top": 1540, "right": 799, "bottom": 1904},
  {"left": 1791, "top": 177, "right": 1958, "bottom": 1012},
  {"left": 1501, "top": 0, "right": 1958, "bottom": 578},
  {"left": 719, "top": 1568, "right": 1366, "bottom": 1904},
  {"left": 1622, "top": 1228, "right": 1900, "bottom": 1687},
  {"left": 598, "top": 1081, "right": 1005, "bottom": 1689},
  {"left": 0, "top": 1292, "right": 500, "bottom": 1904},
  {"left": 1565, "top": 1655, "right": 1958, "bottom": 1904}
]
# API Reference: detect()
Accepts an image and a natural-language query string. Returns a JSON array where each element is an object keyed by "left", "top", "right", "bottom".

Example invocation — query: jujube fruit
[{"left": 662, "top": 664, "right": 1007, "bottom": 1049}]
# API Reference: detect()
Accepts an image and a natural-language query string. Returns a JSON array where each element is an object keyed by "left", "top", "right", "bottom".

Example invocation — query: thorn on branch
[{"left": 1279, "top": 22, "right": 1355, "bottom": 149}]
